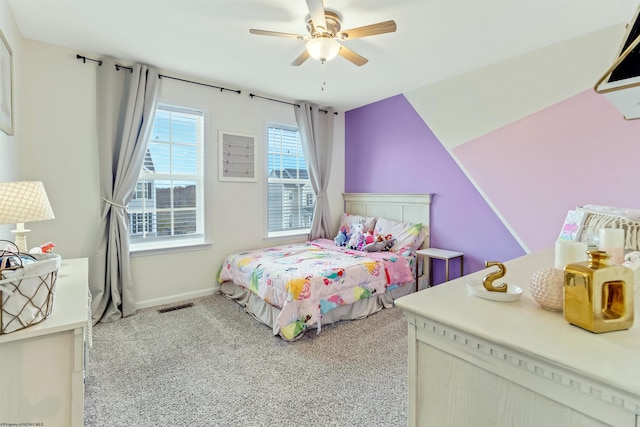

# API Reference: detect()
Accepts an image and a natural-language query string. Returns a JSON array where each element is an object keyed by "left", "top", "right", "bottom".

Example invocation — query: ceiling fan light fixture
[{"left": 306, "top": 37, "right": 340, "bottom": 62}]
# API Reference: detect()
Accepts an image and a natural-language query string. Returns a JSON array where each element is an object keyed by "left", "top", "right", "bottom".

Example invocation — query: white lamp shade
[
  {"left": 0, "top": 181, "right": 55, "bottom": 224},
  {"left": 306, "top": 37, "right": 341, "bottom": 62}
]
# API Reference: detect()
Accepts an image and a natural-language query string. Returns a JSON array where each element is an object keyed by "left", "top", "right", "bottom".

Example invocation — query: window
[
  {"left": 267, "top": 125, "right": 314, "bottom": 236},
  {"left": 133, "top": 182, "right": 152, "bottom": 200},
  {"left": 128, "top": 104, "right": 205, "bottom": 247},
  {"left": 129, "top": 212, "right": 154, "bottom": 235}
]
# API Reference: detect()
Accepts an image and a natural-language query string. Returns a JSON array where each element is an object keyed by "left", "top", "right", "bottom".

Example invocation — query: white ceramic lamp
[{"left": 0, "top": 181, "right": 55, "bottom": 252}]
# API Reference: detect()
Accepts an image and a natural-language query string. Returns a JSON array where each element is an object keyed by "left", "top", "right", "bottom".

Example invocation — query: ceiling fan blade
[
  {"left": 306, "top": 0, "right": 327, "bottom": 32},
  {"left": 250, "top": 29, "right": 305, "bottom": 40},
  {"left": 338, "top": 45, "right": 368, "bottom": 66},
  {"left": 291, "top": 50, "right": 310, "bottom": 66},
  {"left": 338, "top": 20, "right": 397, "bottom": 40}
]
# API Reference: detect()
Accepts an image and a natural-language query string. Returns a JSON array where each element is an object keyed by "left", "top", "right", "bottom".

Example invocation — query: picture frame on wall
[
  {"left": 218, "top": 131, "right": 256, "bottom": 182},
  {"left": 0, "top": 28, "right": 13, "bottom": 136}
]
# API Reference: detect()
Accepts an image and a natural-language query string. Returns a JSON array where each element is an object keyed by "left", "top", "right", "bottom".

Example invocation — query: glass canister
[{"left": 564, "top": 250, "right": 634, "bottom": 333}]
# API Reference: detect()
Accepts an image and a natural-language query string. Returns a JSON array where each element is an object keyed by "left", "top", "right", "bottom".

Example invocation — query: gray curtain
[
  {"left": 295, "top": 102, "right": 334, "bottom": 240},
  {"left": 90, "top": 58, "right": 160, "bottom": 323}
]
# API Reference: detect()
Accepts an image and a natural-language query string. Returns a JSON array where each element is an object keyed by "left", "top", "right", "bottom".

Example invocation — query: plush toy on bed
[
  {"left": 364, "top": 231, "right": 374, "bottom": 245},
  {"left": 347, "top": 223, "right": 367, "bottom": 251},
  {"left": 334, "top": 227, "right": 349, "bottom": 247},
  {"left": 364, "top": 234, "right": 396, "bottom": 252}
]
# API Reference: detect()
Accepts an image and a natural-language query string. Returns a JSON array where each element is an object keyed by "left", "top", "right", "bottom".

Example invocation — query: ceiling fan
[{"left": 249, "top": 0, "right": 397, "bottom": 66}]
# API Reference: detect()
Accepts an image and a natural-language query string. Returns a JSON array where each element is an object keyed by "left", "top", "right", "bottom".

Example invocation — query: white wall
[
  {"left": 16, "top": 37, "right": 345, "bottom": 309},
  {"left": 0, "top": 1, "right": 21, "bottom": 238},
  {"left": 405, "top": 24, "right": 626, "bottom": 149},
  {"left": 20, "top": 39, "right": 101, "bottom": 258}
]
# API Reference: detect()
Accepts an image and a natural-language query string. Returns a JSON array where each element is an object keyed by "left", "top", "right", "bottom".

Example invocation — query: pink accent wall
[{"left": 453, "top": 89, "right": 640, "bottom": 252}]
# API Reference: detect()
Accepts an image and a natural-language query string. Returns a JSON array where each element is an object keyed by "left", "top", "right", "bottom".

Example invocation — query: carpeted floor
[{"left": 84, "top": 293, "right": 408, "bottom": 427}]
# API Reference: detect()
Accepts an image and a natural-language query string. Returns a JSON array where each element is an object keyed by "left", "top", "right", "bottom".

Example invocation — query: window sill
[
  {"left": 265, "top": 230, "right": 310, "bottom": 244},
  {"left": 130, "top": 239, "right": 212, "bottom": 257}
]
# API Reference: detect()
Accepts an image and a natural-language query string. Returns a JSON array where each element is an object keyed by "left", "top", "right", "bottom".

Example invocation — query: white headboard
[{"left": 343, "top": 193, "right": 431, "bottom": 248}]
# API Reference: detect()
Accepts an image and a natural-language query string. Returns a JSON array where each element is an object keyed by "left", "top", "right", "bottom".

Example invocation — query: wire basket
[{"left": 0, "top": 244, "right": 61, "bottom": 334}]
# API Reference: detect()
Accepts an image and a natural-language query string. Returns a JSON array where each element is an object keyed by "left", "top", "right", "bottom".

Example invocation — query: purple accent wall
[{"left": 345, "top": 94, "right": 524, "bottom": 284}]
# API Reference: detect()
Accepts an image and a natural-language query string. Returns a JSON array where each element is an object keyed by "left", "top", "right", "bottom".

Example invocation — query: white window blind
[
  {"left": 267, "top": 125, "right": 314, "bottom": 235},
  {"left": 129, "top": 104, "right": 205, "bottom": 246}
]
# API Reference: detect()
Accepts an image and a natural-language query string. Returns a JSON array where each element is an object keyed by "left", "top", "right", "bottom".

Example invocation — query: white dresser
[
  {"left": 0, "top": 257, "right": 88, "bottom": 427},
  {"left": 395, "top": 248, "right": 640, "bottom": 427}
]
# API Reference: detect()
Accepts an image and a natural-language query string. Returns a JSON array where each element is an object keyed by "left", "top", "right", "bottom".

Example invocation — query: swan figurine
[{"left": 483, "top": 261, "right": 508, "bottom": 292}]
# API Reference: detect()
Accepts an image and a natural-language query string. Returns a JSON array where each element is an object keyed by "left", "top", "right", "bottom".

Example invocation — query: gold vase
[{"left": 564, "top": 250, "right": 634, "bottom": 333}]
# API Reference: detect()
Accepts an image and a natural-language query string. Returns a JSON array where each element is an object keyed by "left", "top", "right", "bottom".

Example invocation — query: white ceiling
[{"left": 7, "top": 0, "right": 640, "bottom": 111}]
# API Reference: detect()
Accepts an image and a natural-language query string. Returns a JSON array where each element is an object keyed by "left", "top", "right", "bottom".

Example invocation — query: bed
[{"left": 217, "top": 193, "right": 432, "bottom": 340}]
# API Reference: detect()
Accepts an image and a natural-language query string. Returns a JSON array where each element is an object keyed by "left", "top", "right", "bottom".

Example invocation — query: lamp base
[{"left": 10, "top": 226, "right": 30, "bottom": 253}]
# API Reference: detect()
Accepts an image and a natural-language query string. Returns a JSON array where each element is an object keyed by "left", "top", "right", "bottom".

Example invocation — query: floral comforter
[{"left": 217, "top": 238, "right": 414, "bottom": 340}]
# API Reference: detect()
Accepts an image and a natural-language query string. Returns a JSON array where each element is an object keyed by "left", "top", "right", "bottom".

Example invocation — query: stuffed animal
[
  {"left": 364, "top": 234, "right": 395, "bottom": 252},
  {"left": 383, "top": 234, "right": 396, "bottom": 250},
  {"left": 364, "top": 240, "right": 386, "bottom": 252},
  {"left": 348, "top": 223, "right": 366, "bottom": 250},
  {"left": 364, "top": 231, "right": 374, "bottom": 245},
  {"left": 334, "top": 228, "right": 348, "bottom": 246}
]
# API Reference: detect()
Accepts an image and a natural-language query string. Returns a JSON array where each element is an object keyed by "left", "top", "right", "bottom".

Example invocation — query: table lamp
[{"left": 0, "top": 181, "right": 55, "bottom": 252}]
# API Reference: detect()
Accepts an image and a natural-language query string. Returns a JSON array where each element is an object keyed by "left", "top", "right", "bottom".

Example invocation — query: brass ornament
[{"left": 483, "top": 261, "right": 508, "bottom": 293}]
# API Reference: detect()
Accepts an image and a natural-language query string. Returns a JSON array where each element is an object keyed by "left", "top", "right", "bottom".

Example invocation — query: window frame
[
  {"left": 265, "top": 122, "right": 314, "bottom": 239},
  {"left": 129, "top": 103, "right": 209, "bottom": 254}
]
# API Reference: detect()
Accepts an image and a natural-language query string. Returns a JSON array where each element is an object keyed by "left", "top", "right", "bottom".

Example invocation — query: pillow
[
  {"left": 338, "top": 213, "right": 376, "bottom": 235},
  {"left": 411, "top": 225, "right": 429, "bottom": 252},
  {"left": 374, "top": 217, "right": 423, "bottom": 256}
]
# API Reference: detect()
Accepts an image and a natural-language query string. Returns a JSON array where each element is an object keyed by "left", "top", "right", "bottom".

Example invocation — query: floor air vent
[{"left": 157, "top": 302, "right": 194, "bottom": 313}]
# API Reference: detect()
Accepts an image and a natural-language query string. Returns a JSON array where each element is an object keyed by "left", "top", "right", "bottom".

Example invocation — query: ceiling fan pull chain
[{"left": 321, "top": 60, "right": 326, "bottom": 91}]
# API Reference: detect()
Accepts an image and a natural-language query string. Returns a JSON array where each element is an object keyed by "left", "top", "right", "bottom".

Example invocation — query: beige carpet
[{"left": 84, "top": 293, "right": 408, "bottom": 426}]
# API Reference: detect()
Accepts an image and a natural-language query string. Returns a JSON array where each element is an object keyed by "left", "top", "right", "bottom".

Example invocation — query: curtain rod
[
  {"left": 76, "top": 54, "right": 241, "bottom": 95},
  {"left": 249, "top": 93, "right": 337, "bottom": 115},
  {"left": 77, "top": 54, "right": 337, "bottom": 110}
]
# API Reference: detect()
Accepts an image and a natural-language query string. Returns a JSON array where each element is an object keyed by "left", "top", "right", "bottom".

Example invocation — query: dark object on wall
[{"left": 594, "top": 5, "right": 640, "bottom": 120}]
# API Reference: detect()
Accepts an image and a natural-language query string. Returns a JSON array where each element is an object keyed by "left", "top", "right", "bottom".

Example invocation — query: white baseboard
[{"left": 135, "top": 286, "right": 220, "bottom": 310}]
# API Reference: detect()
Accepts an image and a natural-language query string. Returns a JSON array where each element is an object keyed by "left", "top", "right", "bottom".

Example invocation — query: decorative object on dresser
[
  {"left": 0, "top": 181, "right": 55, "bottom": 252},
  {"left": 570, "top": 205, "right": 640, "bottom": 251},
  {"left": 482, "top": 260, "right": 508, "bottom": 292},
  {"left": 0, "top": 249, "right": 61, "bottom": 333},
  {"left": 467, "top": 261, "right": 523, "bottom": 302},
  {"left": 530, "top": 267, "right": 564, "bottom": 311},
  {"left": 564, "top": 250, "right": 634, "bottom": 333},
  {"left": 530, "top": 240, "right": 588, "bottom": 311},
  {"left": 598, "top": 227, "right": 625, "bottom": 265}
]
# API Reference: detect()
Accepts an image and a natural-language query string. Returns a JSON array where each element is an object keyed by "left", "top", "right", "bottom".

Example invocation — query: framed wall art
[
  {"left": 0, "top": 28, "right": 13, "bottom": 135},
  {"left": 218, "top": 131, "right": 256, "bottom": 182}
]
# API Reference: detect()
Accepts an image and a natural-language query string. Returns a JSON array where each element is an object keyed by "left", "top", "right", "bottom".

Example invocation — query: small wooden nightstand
[{"left": 416, "top": 248, "right": 464, "bottom": 289}]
